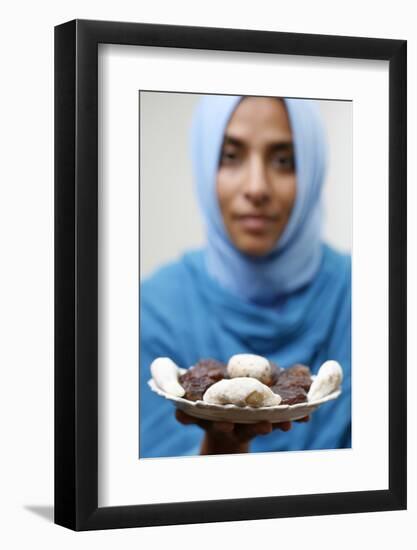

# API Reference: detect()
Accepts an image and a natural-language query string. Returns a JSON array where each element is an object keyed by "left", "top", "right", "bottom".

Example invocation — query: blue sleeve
[
  {"left": 139, "top": 281, "right": 203, "bottom": 458},
  {"left": 308, "top": 262, "right": 352, "bottom": 450}
]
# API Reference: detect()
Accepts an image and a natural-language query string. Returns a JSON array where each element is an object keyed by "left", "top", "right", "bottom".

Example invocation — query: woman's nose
[{"left": 243, "top": 157, "right": 270, "bottom": 205}]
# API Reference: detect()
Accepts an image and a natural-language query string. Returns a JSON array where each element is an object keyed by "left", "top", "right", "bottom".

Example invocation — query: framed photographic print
[{"left": 54, "top": 19, "right": 407, "bottom": 531}]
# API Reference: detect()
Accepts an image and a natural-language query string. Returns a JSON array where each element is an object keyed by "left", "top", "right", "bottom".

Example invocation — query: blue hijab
[{"left": 189, "top": 95, "right": 327, "bottom": 305}]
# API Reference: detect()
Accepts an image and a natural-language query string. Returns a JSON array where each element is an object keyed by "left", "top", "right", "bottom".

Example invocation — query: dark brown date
[{"left": 179, "top": 358, "right": 228, "bottom": 401}]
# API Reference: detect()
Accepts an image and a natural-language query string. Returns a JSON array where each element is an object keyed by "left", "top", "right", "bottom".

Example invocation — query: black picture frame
[{"left": 54, "top": 18, "right": 407, "bottom": 531}]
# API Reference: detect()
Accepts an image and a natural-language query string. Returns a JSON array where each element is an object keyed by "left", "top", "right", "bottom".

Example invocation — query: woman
[{"left": 139, "top": 95, "right": 351, "bottom": 458}]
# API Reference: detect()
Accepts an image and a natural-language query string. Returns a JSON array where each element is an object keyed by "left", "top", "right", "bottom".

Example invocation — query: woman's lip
[{"left": 235, "top": 215, "right": 275, "bottom": 231}]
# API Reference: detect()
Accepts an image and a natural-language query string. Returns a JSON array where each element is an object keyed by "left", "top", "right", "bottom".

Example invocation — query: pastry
[
  {"left": 150, "top": 357, "right": 186, "bottom": 397},
  {"left": 202, "top": 377, "right": 282, "bottom": 407},
  {"left": 227, "top": 353, "right": 276, "bottom": 385},
  {"left": 307, "top": 360, "right": 343, "bottom": 402}
]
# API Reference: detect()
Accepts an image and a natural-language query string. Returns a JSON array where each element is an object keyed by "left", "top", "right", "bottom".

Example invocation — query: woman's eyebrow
[
  {"left": 223, "top": 135, "right": 293, "bottom": 150},
  {"left": 269, "top": 142, "right": 294, "bottom": 151},
  {"left": 222, "top": 135, "right": 245, "bottom": 147}
]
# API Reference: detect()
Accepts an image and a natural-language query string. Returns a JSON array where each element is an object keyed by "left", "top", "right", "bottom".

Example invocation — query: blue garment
[
  {"left": 189, "top": 95, "right": 327, "bottom": 304},
  {"left": 139, "top": 242, "right": 351, "bottom": 458}
]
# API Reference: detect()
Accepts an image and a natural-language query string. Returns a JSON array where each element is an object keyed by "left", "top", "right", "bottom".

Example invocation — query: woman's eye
[
  {"left": 220, "top": 150, "right": 240, "bottom": 164},
  {"left": 272, "top": 154, "right": 295, "bottom": 171}
]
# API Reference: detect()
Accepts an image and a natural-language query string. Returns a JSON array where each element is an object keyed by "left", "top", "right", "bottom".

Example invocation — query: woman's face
[{"left": 216, "top": 97, "right": 296, "bottom": 257}]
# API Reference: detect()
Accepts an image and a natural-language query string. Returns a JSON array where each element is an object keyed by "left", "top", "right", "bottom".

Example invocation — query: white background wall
[
  {"left": 141, "top": 92, "right": 352, "bottom": 279},
  {"left": 0, "top": 1, "right": 415, "bottom": 548}
]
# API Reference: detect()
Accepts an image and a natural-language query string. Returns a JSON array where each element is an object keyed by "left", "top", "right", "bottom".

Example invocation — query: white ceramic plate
[{"left": 148, "top": 368, "right": 342, "bottom": 424}]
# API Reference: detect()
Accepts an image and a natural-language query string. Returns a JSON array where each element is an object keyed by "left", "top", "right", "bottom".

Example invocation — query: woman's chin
[{"left": 234, "top": 236, "right": 276, "bottom": 258}]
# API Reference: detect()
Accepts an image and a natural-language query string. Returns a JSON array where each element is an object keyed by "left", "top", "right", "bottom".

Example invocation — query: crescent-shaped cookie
[
  {"left": 307, "top": 360, "right": 343, "bottom": 402},
  {"left": 150, "top": 357, "right": 185, "bottom": 397},
  {"left": 203, "top": 377, "right": 282, "bottom": 407},
  {"left": 227, "top": 353, "right": 274, "bottom": 385}
]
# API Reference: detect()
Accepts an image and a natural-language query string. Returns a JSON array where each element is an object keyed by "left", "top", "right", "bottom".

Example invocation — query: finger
[
  {"left": 234, "top": 421, "right": 271, "bottom": 443},
  {"left": 272, "top": 421, "right": 292, "bottom": 432},
  {"left": 253, "top": 421, "right": 273, "bottom": 435},
  {"left": 211, "top": 421, "right": 235, "bottom": 433},
  {"left": 175, "top": 409, "right": 196, "bottom": 425},
  {"left": 295, "top": 416, "right": 310, "bottom": 423},
  {"left": 175, "top": 409, "right": 210, "bottom": 430}
]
